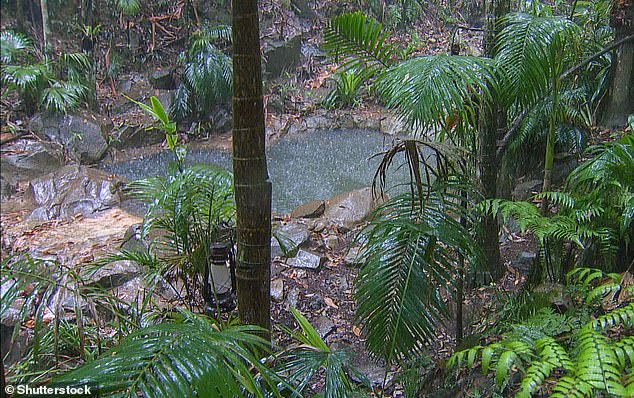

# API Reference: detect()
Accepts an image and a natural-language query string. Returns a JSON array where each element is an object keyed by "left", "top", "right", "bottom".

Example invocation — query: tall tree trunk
[
  {"left": 601, "top": 0, "right": 634, "bottom": 128},
  {"left": 40, "top": 0, "right": 51, "bottom": 60},
  {"left": 478, "top": 0, "right": 509, "bottom": 281},
  {"left": 232, "top": 0, "right": 272, "bottom": 334}
]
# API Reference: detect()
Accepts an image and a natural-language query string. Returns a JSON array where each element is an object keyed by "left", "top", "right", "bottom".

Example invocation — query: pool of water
[{"left": 101, "top": 129, "right": 408, "bottom": 214}]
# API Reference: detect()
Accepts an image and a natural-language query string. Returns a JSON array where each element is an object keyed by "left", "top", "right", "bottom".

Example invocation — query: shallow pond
[{"left": 101, "top": 129, "right": 408, "bottom": 214}]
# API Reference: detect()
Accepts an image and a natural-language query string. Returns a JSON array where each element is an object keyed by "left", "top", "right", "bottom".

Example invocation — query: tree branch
[
  {"left": 496, "top": 34, "right": 634, "bottom": 160},
  {"left": 561, "top": 34, "right": 634, "bottom": 80}
]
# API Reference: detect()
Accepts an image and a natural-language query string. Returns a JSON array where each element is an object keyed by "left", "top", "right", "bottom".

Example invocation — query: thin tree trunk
[
  {"left": 232, "top": 0, "right": 272, "bottom": 335},
  {"left": 40, "top": 0, "right": 51, "bottom": 60}
]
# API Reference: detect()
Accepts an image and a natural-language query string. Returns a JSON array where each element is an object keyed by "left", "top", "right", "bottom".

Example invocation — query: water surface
[{"left": 101, "top": 129, "right": 407, "bottom": 213}]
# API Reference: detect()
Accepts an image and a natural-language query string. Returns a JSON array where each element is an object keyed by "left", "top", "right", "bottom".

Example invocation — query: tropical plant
[
  {"left": 276, "top": 308, "right": 369, "bottom": 397},
  {"left": 104, "top": 97, "right": 236, "bottom": 311},
  {"left": 480, "top": 132, "right": 634, "bottom": 278},
  {"left": 448, "top": 268, "right": 634, "bottom": 397},
  {"left": 1, "top": 255, "right": 137, "bottom": 384},
  {"left": 354, "top": 168, "right": 485, "bottom": 390},
  {"left": 1, "top": 30, "right": 90, "bottom": 115},
  {"left": 322, "top": 69, "right": 367, "bottom": 109},
  {"left": 52, "top": 311, "right": 283, "bottom": 398},
  {"left": 171, "top": 25, "right": 233, "bottom": 123}
]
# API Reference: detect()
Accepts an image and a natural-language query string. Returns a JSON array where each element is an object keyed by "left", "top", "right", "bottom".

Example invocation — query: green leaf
[{"left": 150, "top": 96, "right": 170, "bottom": 127}]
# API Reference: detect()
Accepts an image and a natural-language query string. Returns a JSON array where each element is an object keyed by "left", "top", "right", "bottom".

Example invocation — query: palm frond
[
  {"left": 115, "top": 0, "right": 140, "bottom": 16},
  {"left": 496, "top": 13, "right": 582, "bottom": 108},
  {"left": 52, "top": 313, "right": 280, "bottom": 397},
  {"left": 355, "top": 188, "right": 485, "bottom": 364},
  {"left": 375, "top": 55, "right": 494, "bottom": 137},
  {"left": 276, "top": 308, "right": 367, "bottom": 397},
  {"left": 323, "top": 11, "right": 400, "bottom": 77},
  {"left": 1, "top": 30, "right": 32, "bottom": 64},
  {"left": 39, "top": 81, "right": 86, "bottom": 114},
  {"left": 2, "top": 63, "right": 50, "bottom": 92}
]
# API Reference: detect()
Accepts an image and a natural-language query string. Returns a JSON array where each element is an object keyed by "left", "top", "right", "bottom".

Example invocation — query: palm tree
[{"left": 232, "top": 0, "right": 272, "bottom": 333}]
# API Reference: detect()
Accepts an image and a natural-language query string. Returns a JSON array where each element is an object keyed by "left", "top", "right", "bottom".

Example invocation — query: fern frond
[
  {"left": 590, "top": 303, "right": 634, "bottom": 331},
  {"left": 575, "top": 326, "right": 624, "bottom": 394},
  {"left": 551, "top": 376, "right": 594, "bottom": 398},
  {"left": 1, "top": 30, "right": 32, "bottom": 64},
  {"left": 613, "top": 336, "right": 634, "bottom": 370}
]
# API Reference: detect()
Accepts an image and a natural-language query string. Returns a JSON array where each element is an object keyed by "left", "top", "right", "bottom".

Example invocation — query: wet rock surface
[
  {"left": 30, "top": 113, "right": 112, "bottom": 164},
  {"left": 1, "top": 140, "right": 64, "bottom": 181},
  {"left": 323, "top": 187, "right": 381, "bottom": 231},
  {"left": 287, "top": 248, "right": 326, "bottom": 270},
  {"left": 26, "top": 165, "right": 124, "bottom": 221}
]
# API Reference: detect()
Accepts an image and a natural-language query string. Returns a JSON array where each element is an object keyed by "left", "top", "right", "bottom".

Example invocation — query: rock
[
  {"left": 0, "top": 140, "right": 64, "bottom": 181},
  {"left": 314, "top": 315, "right": 336, "bottom": 339},
  {"left": 313, "top": 220, "right": 327, "bottom": 233},
  {"left": 30, "top": 112, "right": 112, "bottom": 164},
  {"left": 343, "top": 246, "right": 363, "bottom": 267},
  {"left": 1, "top": 175, "right": 16, "bottom": 200},
  {"left": 287, "top": 287, "right": 300, "bottom": 309},
  {"left": 552, "top": 154, "right": 578, "bottom": 184},
  {"left": 351, "top": 356, "right": 389, "bottom": 388},
  {"left": 291, "top": 200, "right": 325, "bottom": 219},
  {"left": 271, "top": 279, "right": 284, "bottom": 302},
  {"left": 272, "top": 221, "right": 310, "bottom": 258},
  {"left": 287, "top": 249, "right": 325, "bottom": 270},
  {"left": 325, "top": 234, "right": 340, "bottom": 250},
  {"left": 291, "top": 0, "right": 318, "bottom": 18},
  {"left": 513, "top": 251, "right": 537, "bottom": 275},
  {"left": 264, "top": 35, "right": 302, "bottom": 78},
  {"left": 306, "top": 293, "right": 324, "bottom": 311},
  {"left": 86, "top": 260, "right": 141, "bottom": 290},
  {"left": 324, "top": 187, "right": 381, "bottom": 231},
  {"left": 26, "top": 165, "right": 124, "bottom": 220},
  {"left": 336, "top": 275, "right": 350, "bottom": 291},
  {"left": 149, "top": 68, "right": 177, "bottom": 90},
  {"left": 114, "top": 124, "right": 165, "bottom": 149},
  {"left": 512, "top": 179, "right": 542, "bottom": 201}
]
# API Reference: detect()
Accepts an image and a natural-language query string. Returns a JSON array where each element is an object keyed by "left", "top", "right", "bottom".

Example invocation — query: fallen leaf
[
  {"left": 352, "top": 326, "right": 362, "bottom": 337},
  {"left": 324, "top": 297, "right": 338, "bottom": 309}
]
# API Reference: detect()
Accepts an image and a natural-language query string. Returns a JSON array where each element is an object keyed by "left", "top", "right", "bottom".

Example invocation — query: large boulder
[
  {"left": 26, "top": 165, "right": 124, "bottom": 220},
  {"left": 291, "top": 200, "right": 325, "bottom": 219},
  {"left": 0, "top": 140, "right": 64, "bottom": 181},
  {"left": 30, "top": 112, "right": 112, "bottom": 164},
  {"left": 264, "top": 35, "right": 302, "bottom": 78},
  {"left": 323, "top": 187, "right": 381, "bottom": 231}
]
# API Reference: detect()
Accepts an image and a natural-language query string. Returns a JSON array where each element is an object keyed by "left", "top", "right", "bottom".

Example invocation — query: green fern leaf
[{"left": 551, "top": 376, "right": 594, "bottom": 398}]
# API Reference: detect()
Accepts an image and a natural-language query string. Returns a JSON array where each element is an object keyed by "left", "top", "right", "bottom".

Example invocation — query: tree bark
[
  {"left": 601, "top": 0, "right": 634, "bottom": 128},
  {"left": 232, "top": 0, "right": 272, "bottom": 335},
  {"left": 478, "top": 0, "right": 508, "bottom": 281}
]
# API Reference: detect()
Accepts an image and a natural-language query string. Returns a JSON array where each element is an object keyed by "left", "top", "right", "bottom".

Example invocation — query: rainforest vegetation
[{"left": 1, "top": 0, "right": 633, "bottom": 397}]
